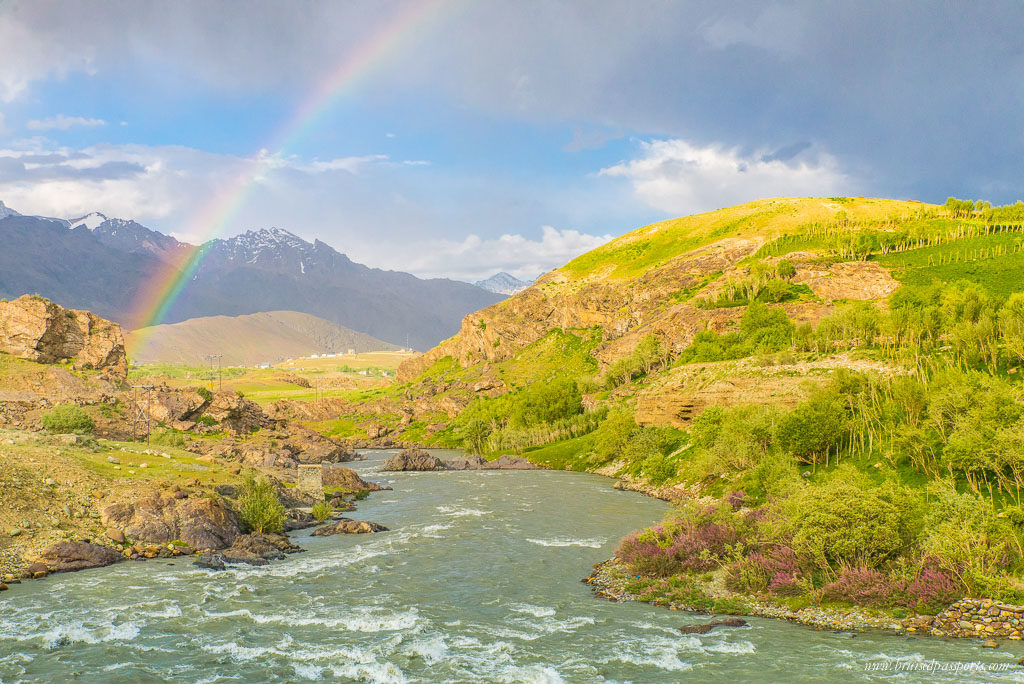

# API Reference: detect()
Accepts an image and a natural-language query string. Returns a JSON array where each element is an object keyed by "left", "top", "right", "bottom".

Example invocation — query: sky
[{"left": 0, "top": 1, "right": 1023, "bottom": 282}]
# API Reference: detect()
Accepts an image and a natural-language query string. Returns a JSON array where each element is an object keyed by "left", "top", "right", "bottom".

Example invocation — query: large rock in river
[
  {"left": 32, "top": 541, "right": 122, "bottom": 573},
  {"left": 381, "top": 448, "right": 446, "bottom": 471},
  {"left": 100, "top": 490, "right": 240, "bottom": 550},
  {"left": 221, "top": 532, "right": 304, "bottom": 566},
  {"left": 323, "top": 465, "right": 387, "bottom": 491},
  {"left": 312, "top": 518, "right": 389, "bottom": 535},
  {"left": 0, "top": 295, "right": 127, "bottom": 377}
]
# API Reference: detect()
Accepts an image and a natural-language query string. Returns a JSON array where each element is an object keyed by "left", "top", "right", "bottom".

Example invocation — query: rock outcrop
[
  {"left": 31, "top": 541, "right": 122, "bottom": 573},
  {"left": 100, "top": 490, "right": 240, "bottom": 550},
  {"left": 220, "top": 532, "right": 304, "bottom": 566},
  {"left": 322, "top": 465, "right": 386, "bottom": 491},
  {"left": 0, "top": 295, "right": 127, "bottom": 377},
  {"left": 312, "top": 518, "right": 388, "bottom": 535},
  {"left": 204, "top": 390, "right": 275, "bottom": 433},
  {"left": 381, "top": 449, "right": 446, "bottom": 471}
]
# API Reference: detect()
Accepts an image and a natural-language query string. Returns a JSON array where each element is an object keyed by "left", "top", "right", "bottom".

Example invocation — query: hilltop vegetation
[{"left": 367, "top": 195, "right": 1024, "bottom": 614}]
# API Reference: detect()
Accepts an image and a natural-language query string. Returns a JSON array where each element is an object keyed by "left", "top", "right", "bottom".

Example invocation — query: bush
[
  {"left": 775, "top": 391, "right": 849, "bottom": 464},
  {"left": 196, "top": 415, "right": 218, "bottom": 427},
  {"left": 786, "top": 474, "right": 915, "bottom": 570},
  {"left": 41, "top": 403, "right": 94, "bottom": 434},
  {"left": 821, "top": 566, "right": 896, "bottom": 607},
  {"left": 196, "top": 386, "right": 213, "bottom": 402},
  {"left": 238, "top": 474, "right": 286, "bottom": 533},
  {"left": 311, "top": 501, "right": 333, "bottom": 522}
]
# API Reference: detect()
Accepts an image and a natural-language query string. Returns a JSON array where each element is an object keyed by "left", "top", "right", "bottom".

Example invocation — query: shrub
[
  {"left": 786, "top": 475, "right": 914, "bottom": 571},
  {"left": 196, "top": 415, "right": 218, "bottom": 427},
  {"left": 238, "top": 474, "right": 286, "bottom": 533},
  {"left": 311, "top": 501, "right": 333, "bottom": 522},
  {"left": 41, "top": 403, "right": 94, "bottom": 434},
  {"left": 727, "top": 545, "right": 802, "bottom": 595},
  {"left": 196, "top": 386, "right": 213, "bottom": 402},
  {"left": 821, "top": 566, "right": 896, "bottom": 607},
  {"left": 775, "top": 391, "right": 849, "bottom": 464},
  {"left": 903, "top": 558, "right": 962, "bottom": 611}
]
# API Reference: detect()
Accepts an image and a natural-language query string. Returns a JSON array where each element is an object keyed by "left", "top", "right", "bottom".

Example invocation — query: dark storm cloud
[{"left": 4, "top": 1, "right": 1024, "bottom": 202}]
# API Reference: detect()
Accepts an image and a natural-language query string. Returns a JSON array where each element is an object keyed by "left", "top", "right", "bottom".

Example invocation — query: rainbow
[{"left": 129, "top": 0, "right": 455, "bottom": 352}]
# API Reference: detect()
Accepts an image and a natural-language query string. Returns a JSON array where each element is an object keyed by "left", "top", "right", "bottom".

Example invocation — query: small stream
[{"left": 1, "top": 449, "right": 1021, "bottom": 682}]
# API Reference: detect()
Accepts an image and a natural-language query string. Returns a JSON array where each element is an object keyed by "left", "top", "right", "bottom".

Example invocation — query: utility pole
[
  {"left": 205, "top": 353, "right": 223, "bottom": 392},
  {"left": 131, "top": 385, "right": 154, "bottom": 444}
]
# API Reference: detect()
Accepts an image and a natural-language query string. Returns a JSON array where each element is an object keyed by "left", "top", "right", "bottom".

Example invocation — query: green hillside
[{"left": 364, "top": 195, "right": 1024, "bottom": 619}]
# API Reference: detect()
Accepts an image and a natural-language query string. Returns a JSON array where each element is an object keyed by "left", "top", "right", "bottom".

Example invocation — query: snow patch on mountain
[
  {"left": 68, "top": 212, "right": 108, "bottom": 230},
  {"left": 0, "top": 201, "right": 20, "bottom": 220},
  {"left": 474, "top": 271, "right": 533, "bottom": 295}
]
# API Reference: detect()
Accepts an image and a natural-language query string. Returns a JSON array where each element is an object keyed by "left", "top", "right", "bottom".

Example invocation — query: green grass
[
  {"left": 877, "top": 235, "right": 1024, "bottom": 297},
  {"left": 495, "top": 328, "right": 602, "bottom": 388},
  {"left": 521, "top": 431, "right": 599, "bottom": 471}
]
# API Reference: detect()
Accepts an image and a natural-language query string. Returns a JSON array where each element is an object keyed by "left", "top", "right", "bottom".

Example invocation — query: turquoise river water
[{"left": 1, "top": 449, "right": 1023, "bottom": 682}]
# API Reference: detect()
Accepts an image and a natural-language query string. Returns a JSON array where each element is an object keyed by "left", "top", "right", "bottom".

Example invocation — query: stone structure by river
[{"left": 1, "top": 450, "right": 1022, "bottom": 681}]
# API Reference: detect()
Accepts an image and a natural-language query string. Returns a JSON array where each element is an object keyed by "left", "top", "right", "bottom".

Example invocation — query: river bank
[{"left": 585, "top": 558, "right": 1024, "bottom": 649}]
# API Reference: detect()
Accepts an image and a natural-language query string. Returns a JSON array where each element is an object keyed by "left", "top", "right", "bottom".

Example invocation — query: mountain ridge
[{"left": 0, "top": 204, "right": 504, "bottom": 350}]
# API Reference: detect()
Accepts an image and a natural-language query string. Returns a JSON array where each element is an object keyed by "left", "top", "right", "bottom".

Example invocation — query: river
[{"left": 1, "top": 449, "right": 1022, "bottom": 682}]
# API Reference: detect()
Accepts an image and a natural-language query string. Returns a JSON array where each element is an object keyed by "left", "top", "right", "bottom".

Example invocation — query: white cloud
[
  {"left": 359, "top": 225, "right": 614, "bottom": 282},
  {"left": 27, "top": 115, "right": 106, "bottom": 131},
  {"left": 600, "top": 138, "right": 853, "bottom": 215},
  {"left": 307, "top": 154, "right": 388, "bottom": 174}
]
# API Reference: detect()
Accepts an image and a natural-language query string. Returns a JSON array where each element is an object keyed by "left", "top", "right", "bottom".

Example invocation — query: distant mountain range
[
  {"left": 125, "top": 310, "right": 398, "bottom": 366},
  {"left": 474, "top": 271, "right": 533, "bottom": 295},
  {"left": 0, "top": 202, "right": 503, "bottom": 350}
]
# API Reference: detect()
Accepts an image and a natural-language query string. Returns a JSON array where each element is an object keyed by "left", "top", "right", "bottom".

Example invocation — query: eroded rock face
[
  {"left": 32, "top": 541, "right": 122, "bottom": 573},
  {"left": 204, "top": 391, "right": 275, "bottom": 433},
  {"left": 148, "top": 386, "right": 207, "bottom": 425},
  {"left": 322, "top": 465, "right": 386, "bottom": 491},
  {"left": 312, "top": 518, "right": 388, "bottom": 535},
  {"left": 0, "top": 295, "right": 127, "bottom": 377},
  {"left": 100, "top": 491, "right": 240, "bottom": 550},
  {"left": 381, "top": 449, "right": 445, "bottom": 471},
  {"left": 281, "top": 423, "right": 355, "bottom": 464}
]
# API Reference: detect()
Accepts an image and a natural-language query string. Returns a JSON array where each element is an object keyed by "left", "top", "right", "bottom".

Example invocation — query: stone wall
[
  {"left": 908, "top": 598, "right": 1024, "bottom": 640},
  {"left": 296, "top": 464, "right": 324, "bottom": 499}
]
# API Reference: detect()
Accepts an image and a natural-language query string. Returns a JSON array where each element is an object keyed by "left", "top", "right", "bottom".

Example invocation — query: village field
[{"left": 128, "top": 350, "right": 416, "bottom": 405}]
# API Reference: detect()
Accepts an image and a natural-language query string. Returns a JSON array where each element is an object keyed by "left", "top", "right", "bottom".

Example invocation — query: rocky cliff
[{"left": 0, "top": 295, "right": 127, "bottom": 377}]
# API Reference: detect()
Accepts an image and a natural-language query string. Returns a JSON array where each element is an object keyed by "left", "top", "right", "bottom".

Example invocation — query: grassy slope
[{"left": 560, "top": 197, "right": 932, "bottom": 281}]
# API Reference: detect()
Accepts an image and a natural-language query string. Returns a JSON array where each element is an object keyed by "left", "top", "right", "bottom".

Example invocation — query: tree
[{"left": 1000, "top": 293, "right": 1024, "bottom": 367}]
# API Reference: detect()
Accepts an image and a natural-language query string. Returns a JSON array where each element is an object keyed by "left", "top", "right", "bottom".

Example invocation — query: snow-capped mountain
[
  {"left": 474, "top": 271, "right": 533, "bottom": 295},
  {"left": 68, "top": 212, "right": 107, "bottom": 230},
  {"left": 0, "top": 201, "right": 20, "bottom": 220},
  {"left": 0, "top": 203, "right": 505, "bottom": 350}
]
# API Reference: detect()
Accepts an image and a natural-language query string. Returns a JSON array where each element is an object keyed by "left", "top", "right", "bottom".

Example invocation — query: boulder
[
  {"left": 221, "top": 532, "right": 304, "bottom": 565},
  {"left": 281, "top": 423, "right": 356, "bottom": 463},
  {"left": 203, "top": 391, "right": 275, "bottom": 433},
  {"left": 32, "top": 541, "right": 122, "bottom": 573},
  {"left": 679, "top": 617, "right": 749, "bottom": 635},
  {"left": 193, "top": 551, "right": 226, "bottom": 571},
  {"left": 447, "top": 454, "right": 488, "bottom": 470},
  {"left": 0, "top": 295, "right": 127, "bottom": 377},
  {"left": 312, "top": 518, "right": 389, "bottom": 536},
  {"left": 322, "top": 465, "right": 387, "bottom": 491},
  {"left": 487, "top": 455, "right": 541, "bottom": 470},
  {"left": 381, "top": 448, "right": 446, "bottom": 471},
  {"left": 100, "top": 491, "right": 240, "bottom": 550},
  {"left": 148, "top": 387, "right": 207, "bottom": 424}
]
